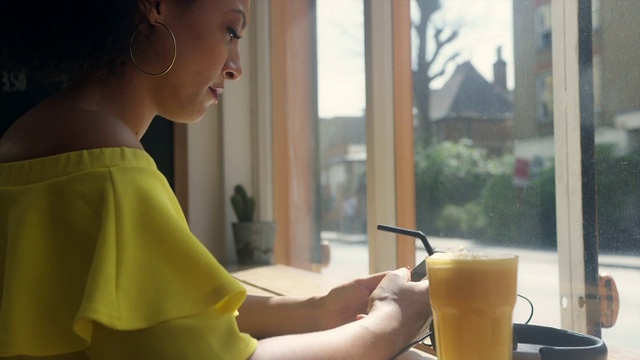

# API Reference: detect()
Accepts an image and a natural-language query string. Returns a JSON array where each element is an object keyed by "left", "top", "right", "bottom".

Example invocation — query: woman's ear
[{"left": 138, "top": 0, "right": 163, "bottom": 23}]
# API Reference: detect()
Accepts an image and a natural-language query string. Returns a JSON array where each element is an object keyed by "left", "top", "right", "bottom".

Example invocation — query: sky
[{"left": 317, "top": 0, "right": 514, "bottom": 119}]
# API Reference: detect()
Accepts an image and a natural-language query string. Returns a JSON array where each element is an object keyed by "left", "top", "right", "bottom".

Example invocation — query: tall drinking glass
[{"left": 427, "top": 252, "right": 518, "bottom": 360}]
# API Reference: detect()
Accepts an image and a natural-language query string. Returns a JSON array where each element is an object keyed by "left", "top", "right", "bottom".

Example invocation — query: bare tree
[{"left": 413, "top": 0, "right": 460, "bottom": 148}]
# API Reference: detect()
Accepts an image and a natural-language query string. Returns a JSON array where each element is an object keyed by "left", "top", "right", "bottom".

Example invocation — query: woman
[{"left": 0, "top": 0, "right": 431, "bottom": 359}]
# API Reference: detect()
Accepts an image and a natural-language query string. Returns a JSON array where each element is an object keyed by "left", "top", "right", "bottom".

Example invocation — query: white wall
[
  {"left": 186, "top": 107, "right": 226, "bottom": 258},
  {"left": 186, "top": 0, "right": 272, "bottom": 264}
]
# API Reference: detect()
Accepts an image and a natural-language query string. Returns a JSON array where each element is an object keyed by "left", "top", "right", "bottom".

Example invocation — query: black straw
[{"left": 377, "top": 224, "right": 435, "bottom": 256}]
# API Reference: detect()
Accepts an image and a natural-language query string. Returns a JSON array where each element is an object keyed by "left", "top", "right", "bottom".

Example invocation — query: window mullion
[
  {"left": 392, "top": 0, "right": 417, "bottom": 268},
  {"left": 364, "top": 0, "right": 398, "bottom": 273},
  {"left": 551, "top": 0, "right": 588, "bottom": 334}
]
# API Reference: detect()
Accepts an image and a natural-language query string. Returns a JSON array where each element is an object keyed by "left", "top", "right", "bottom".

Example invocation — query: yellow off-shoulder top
[{"left": 0, "top": 147, "right": 257, "bottom": 359}]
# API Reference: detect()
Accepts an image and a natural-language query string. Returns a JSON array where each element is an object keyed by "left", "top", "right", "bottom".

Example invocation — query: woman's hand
[
  {"left": 366, "top": 268, "right": 431, "bottom": 343},
  {"left": 320, "top": 268, "right": 431, "bottom": 349},
  {"left": 319, "top": 271, "right": 388, "bottom": 329},
  {"left": 249, "top": 269, "right": 431, "bottom": 360}
]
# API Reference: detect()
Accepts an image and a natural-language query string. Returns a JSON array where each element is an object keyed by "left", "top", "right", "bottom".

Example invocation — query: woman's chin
[{"left": 159, "top": 108, "right": 208, "bottom": 124}]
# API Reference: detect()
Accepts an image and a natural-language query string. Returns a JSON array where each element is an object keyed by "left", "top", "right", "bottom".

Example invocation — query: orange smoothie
[{"left": 427, "top": 252, "right": 518, "bottom": 360}]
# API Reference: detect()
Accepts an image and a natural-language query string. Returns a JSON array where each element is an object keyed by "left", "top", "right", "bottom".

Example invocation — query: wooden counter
[{"left": 230, "top": 264, "right": 638, "bottom": 360}]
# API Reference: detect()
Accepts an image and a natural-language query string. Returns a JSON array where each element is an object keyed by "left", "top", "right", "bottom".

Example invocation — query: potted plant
[{"left": 230, "top": 184, "right": 276, "bottom": 264}]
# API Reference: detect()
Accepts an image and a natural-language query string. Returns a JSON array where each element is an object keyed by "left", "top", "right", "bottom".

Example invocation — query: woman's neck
[{"left": 59, "top": 71, "right": 158, "bottom": 140}]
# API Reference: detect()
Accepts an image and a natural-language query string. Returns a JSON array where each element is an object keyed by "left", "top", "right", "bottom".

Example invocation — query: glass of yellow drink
[{"left": 426, "top": 251, "right": 518, "bottom": 360}]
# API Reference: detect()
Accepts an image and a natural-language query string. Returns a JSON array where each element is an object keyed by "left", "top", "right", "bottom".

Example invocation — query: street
[{"left": 320, "top": 234, "right": 640, "bottom": 352}]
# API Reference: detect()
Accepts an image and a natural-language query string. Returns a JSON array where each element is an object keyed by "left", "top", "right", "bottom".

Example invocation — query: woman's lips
[{"left": 209, "top": 87, "right": 224, "bottom": 103}]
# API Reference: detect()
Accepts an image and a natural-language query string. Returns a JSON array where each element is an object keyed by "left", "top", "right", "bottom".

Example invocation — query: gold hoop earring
[{"left": 129, "top": 21, "right": 177, "bottom": 76}]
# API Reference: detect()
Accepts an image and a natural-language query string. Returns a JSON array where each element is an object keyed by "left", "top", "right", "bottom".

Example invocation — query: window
[
  {"left": 258, "top": 0, "right": 639, "bottom": 352},
  {"left": 592, "top": 0, "right": 601, "bottom": 29},
  {"left": 536, "top": 4, "right": 552, "bottom": 50},
  {"left": 316, "top": 0, "right": 369, "bottom": 280},
  {"left": 413, "top": 0, "right": 564, "bottom": 339},
  {"left": 536, "top": 72, "right": 554, "bottom": 123},
  {"left": 408, "top": 0, "right": 638, "bottom": 350},
  {"left": 589, "top": 0, "right": 640, "bottom": 347}
]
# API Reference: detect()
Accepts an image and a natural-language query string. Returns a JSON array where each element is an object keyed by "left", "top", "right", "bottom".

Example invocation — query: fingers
[
  {"left": 365, "top": 267, "right": 424, "bottom": 301},
  {"left": 354, "top": 271, "right": 388, "bottom": 293},
  {"left": 377, "top": 267, "right": 411, "bottom": 284},
  {"left": 393, "top": 267, "right": 412, "bottom": 281},
  {"left": 358, "top": 268, "right": 413, "bottom": 289},
  {"left": 385, "top": 268, "right": 429, "bottom": 294},
  {"left": 355, "top": 314, "right": 367, "bottom": 321}
]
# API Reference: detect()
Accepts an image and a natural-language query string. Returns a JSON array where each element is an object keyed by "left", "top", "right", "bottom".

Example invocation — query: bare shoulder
[{"left": 0, "top": 100, "right": 142, "bottom": 163}]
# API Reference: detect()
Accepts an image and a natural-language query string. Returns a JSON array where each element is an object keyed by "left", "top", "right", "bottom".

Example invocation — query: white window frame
[
  {"left": 363, "top": 0, "right": 399, "bottom": 273},
  {"left": 551, "top": 0, "right": 589, "bottom": 334}
]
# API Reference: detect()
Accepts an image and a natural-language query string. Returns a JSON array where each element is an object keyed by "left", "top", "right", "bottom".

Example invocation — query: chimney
[{"left": 493, "top": 46, "right": 507, "bottom": 91}]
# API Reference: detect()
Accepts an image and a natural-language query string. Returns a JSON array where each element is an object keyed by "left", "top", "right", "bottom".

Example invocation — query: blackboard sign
[
  {"left": 0, "top": 70, "right": 175, "bottom": 188},
  {"left": 0, "top": 70, "right": 60, "bottom": 135}
]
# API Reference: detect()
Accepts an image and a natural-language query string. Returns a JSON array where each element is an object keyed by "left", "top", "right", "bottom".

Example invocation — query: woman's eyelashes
[{"left": 227, "top": 26, "right": 242, "bottom": 41}]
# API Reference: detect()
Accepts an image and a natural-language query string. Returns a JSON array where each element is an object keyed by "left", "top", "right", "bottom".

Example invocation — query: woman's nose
[
  {"left": 224, "top": 48, "right": 243, "bottom": 80},
  {"left": 224, "top": 65, "right": 241, "bottom": 80}
]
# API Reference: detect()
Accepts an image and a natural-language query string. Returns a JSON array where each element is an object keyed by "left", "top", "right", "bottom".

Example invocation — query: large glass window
[
  {"left": 408, "top": 0, "right": 638, "bottom": 351},
  {"left": 316, "top": 0, "right": 369, "bottom": 283},
  {"left": 268, "top": 0, "right": 639, "bottom": 351},
  {"left": 590, "top": 0, "right": 640, "bottom": 349},
  {"left": 411, "top": 0, "right": 564, "bottom": 334}
]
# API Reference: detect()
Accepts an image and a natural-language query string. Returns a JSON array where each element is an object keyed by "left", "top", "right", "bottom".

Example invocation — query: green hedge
[
  {"left": 414, "top": 140, "right": 639, "bottom": 253},
  {"left": 595, "top": 145, "right": 640, "bottom": 253},
  {"left": 414, "top": 140, "right": 509, "bottom": 236},
  {"left": 481, "top": 168, "right": 556, "bottom": 248}
]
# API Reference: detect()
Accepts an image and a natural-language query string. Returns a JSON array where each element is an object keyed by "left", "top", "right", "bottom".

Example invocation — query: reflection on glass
[{"left": 591, "top": 0, "right": 640, "bottom": 350}]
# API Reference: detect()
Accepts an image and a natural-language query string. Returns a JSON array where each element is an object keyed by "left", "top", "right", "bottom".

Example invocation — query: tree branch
[
  {"left": 429, "top": 28, "right": 459, "bottom": 66},
  {"left": 429, "top": 52, "right": 460, "bottom": 82}
]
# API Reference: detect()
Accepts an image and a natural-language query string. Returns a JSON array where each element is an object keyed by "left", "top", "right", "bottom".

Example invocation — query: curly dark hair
[{"left": 0, "top": 0, "right": 140, "bottom": 84}]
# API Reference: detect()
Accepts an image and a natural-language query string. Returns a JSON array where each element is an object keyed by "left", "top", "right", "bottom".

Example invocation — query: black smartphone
[{"left": 411, "top": 258, "right": 427, "bottom": 281}]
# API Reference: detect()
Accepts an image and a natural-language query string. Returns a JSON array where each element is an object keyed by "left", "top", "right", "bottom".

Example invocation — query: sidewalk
[
  {"left": 321, "top": 231, "right": 367, "bottom": 244},
  {"left": 599, "top": 254, "right": 640, "bottom": 270},
  {"left": 321, "top": 231, "right": 640, "bottom": 270}
]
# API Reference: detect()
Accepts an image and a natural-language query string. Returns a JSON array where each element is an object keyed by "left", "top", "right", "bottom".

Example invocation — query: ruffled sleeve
[{"left": 0, "top": 148, "right": 257, "bottom": 358}]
